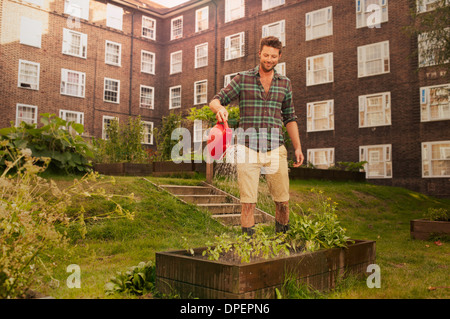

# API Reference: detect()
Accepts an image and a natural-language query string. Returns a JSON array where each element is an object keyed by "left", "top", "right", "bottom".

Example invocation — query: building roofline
[{"left": 110, "top": 0, "right": 211, "bottom": 18}]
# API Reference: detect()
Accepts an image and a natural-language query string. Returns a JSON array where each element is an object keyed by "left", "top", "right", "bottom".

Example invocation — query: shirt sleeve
[
  {"left": 211, "top": 74, "right": 241, "bottom": 106},
  {"left": 281, "top": 79, "right": 298, "bottom": 126}
]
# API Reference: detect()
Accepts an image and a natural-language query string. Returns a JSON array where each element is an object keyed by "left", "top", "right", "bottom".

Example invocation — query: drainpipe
[
  {"left": 211, "top": 0, "right": 218, "bottom": 95},
  {"left": 129, "top": 11, "right": 134, "bottom": 116}
]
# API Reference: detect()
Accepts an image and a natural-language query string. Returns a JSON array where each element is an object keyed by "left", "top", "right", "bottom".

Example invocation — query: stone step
[
  {"left": 211, "top": 213, "right": 265, "bottom": 226},
  {"left": 177, "top": 194, "right": 230, "bottom": 204},
  {"left": 197, "top": 203, "right": 242, "bottom": 215},
  {"left": 160, "top": 185, "right": 215, "bottom": 195}
]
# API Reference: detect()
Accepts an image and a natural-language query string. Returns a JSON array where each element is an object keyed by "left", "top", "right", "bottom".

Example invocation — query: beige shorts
[{"left": 236, "top": 145, "right": 289, "bottom": 203}]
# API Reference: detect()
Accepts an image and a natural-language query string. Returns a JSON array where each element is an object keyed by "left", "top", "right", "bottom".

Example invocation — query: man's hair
[{"left": 260, "top": 36, "right": 282, "bottom": 55}]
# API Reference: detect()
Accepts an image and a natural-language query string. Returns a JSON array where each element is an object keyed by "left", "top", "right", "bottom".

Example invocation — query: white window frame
[
  {"left": 262, "top": 0, "right": 285, "bottom": 11},
  {"left": 141, "top": 50, "right": 155, "bottom": 74},
  {"left": 356, "top": 0, "right": 388, "bottom": 29},
  {"left": 142, "top": 16, "right": 156, "bottom": 40},
  {"left": 18, "top": 60, "right": 40, "bottom": 90},
  {"left": 416, "top": 0, "right": 449, "bottom": 13},
  {"left": 422, "top": 141, "right": 450, "bottom": 177},
  {"left": 306, "top": 99, "right": 334, "bottom": 132},
  {"left": 169, "top": 85, "right": 182, "bottom": 109},
  {"left": 103, "top": 78, "right": 120, "bottom": 104},
  {"left": 360, "top": 144, "right": 392, "bottom": 179},
  {"left": 307, "top": 148, "right": 335, "bottom": 169},
  {"left": 193, "top": 120, "right": 206, "bottom": 143},
  {"left": 64, "top": 0, "right": 90, "bottom": 20},
  {"left": 170, "top": 50, "right": 182, "bottom": 74},
  {"left": 140, "top": 85, "right": 154, "bottom": 109},
  {"left": 106, "top": 3, "right": 123, "bottom": 30},
  {"left": 418, "top": 30, "right": 450, "bottom": 68},
  {"left": 62, "top": 28, "right": 87, "bottom": 59},
  {"left": 306, "top": 52, "right": 333, "bottom": 86},
  {"left": 225, "top": 32, "right": 245, "bottom": 61},
  {"left": 171, "top": 16, "right": 183, "bottom": 40},
  {"left": 358, "top": 41, "right": 390, "bottom": 77},
  {"left": 306, "top": 6, "right": 333, "bottom": 41},
  {"left": 20, "top": 16, "right": 42, "bottom": 48},
  {"left": 262, "top": 20, "right": 286, "bottom": 46},
  {"left": 105, "top": 40, "right": 121, "bottom": 66},
  {"left": 16, "top": 104, "right": 37, "bottom": 126},
  {"left": 60, "top": 68, "right": 85, "bottom": 98},
  {"left": 359, "top": 92, "right": 391, "bottom": 127},
  {"left": 225, "top": 0, "right": 245, "bottom": 23},
  {"left": 275, "top": 62, "right": 286, "bottom": 76},
  {"left": 59, "top": 109, "right": 84, "bottom": 134},
  {"left": 420, "top": 84, "right": 450, "bottom": 122},
  {"left": 102, "top": 115, "right": 118, "bottom": 140},
  {"left": 195, "top": 43, "right": 208, "bottom": 68},
  {"left": 224, "top": 72, "right": 240, "bottom": 87},
  {"left": 194, "top": 80, "right": 208, "bottom": 105},
  {"left": 142, "top": 121, "right": 154, "bottom": 145},
  {"left": 195, "top": 6, "right": 209, "bottom": 32}
]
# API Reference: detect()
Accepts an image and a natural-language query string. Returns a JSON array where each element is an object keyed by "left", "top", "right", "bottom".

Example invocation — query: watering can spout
[{"left": 207, "top": 120, "right": 232, "bottom": 160}]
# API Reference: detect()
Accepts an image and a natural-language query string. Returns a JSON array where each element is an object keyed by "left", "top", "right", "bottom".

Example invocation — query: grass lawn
[{"left": 36, "top": 174, "right": 450, "bottom": 299}]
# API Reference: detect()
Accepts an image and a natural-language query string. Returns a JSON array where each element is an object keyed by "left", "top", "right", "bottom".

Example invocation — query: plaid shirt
[{"left": 213, "top": 65, "right": 297, "bottom": 152}]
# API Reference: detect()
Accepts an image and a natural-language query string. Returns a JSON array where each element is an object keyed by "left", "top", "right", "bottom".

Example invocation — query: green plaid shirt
[{"left": 213, "top": 65, "right": 297, "bottom": 152}]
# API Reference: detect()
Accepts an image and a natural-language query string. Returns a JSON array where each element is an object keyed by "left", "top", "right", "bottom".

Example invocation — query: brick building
[{"left": 0, "top": 0, "right": 449, "bottom": 197}]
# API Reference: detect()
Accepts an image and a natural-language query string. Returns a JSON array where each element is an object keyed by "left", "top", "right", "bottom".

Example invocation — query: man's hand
[
  {"left": 216, "top": 107, "right": 229, "bottom": 123},
  {"left": 292, "top": 148, "right": 304, "bottom": 167}
]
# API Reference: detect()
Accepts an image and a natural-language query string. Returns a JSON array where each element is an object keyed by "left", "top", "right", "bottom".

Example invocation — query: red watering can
[{"left": 207, "top": 121, "right": 232, "bottom": 160}]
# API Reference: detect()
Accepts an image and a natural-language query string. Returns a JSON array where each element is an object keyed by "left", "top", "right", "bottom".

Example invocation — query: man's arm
[
  {"left": 209, "top": 99, "right": 228, "bottom": 123},
  {"left": 285, "top": 121, "right": 304, "bottom": 167}
]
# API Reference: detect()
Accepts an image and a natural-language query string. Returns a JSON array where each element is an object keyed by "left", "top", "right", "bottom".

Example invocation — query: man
[{"left": 209, "top": 36, "right": 304, "bottom": 235}]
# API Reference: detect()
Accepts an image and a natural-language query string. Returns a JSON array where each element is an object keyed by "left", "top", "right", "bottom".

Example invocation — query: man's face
[{"left": 259, "top": 45, "right": 281, "bottom": 73}]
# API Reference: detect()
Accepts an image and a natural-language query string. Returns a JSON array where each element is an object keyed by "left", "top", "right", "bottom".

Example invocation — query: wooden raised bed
[
  {"left": 288, "top": 167, "right": 366, "bottom": 182},
  {"left": 410, "top": 219, "right": 450, "bottom": 240},
  {"left": 155, "top": 239, "right": 376, "bottom": 299},
  {"left": 93, "top": 162, "right": 206, "bottom": 176}
]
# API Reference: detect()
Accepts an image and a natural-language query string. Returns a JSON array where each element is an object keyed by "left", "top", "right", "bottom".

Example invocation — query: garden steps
[{"left": 148, "top": 181, "right": 274, "bottom": 227}]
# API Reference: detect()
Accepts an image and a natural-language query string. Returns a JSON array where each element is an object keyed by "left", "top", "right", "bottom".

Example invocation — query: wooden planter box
[
  {"left": 410, "top": 219, "right": 450, "bottom": 240},
  {"left": 93, "top": 162, "right": 207, "bottom": 176},
  {"left": 289, "top": 167, "right": 366, "bottom": 182},
  {"left": 155, "top": 239, "right": 376, "bottom": 299}
]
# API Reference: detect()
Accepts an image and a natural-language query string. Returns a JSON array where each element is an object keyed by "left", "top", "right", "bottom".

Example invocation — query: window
[
  {"left": 142, "top": 121, "right": 154, "bottom": 145},
  {"left": 225, "top": 32, "right": 245, "bottom": 61},
  {"left": 262, "top": 20, "right": 285, "bottom": 46},
  {"left": 16, "top": 104, "right": 37, "bottom": 126},
  {"left": 140, "top": 85, "right": 154, "bottom": 109},
  {"left": 102, "top": 115, "right": 117, "bottom": 140},
  {"left": 105, "top": 41, "right": 121, "bottom": 66},
  {"left": 194, "top": 80, "right": 208, "bottom": 105},
  {"left": 64, "top": 0, "right": 89, "bottom": 20},
  {"left": 106, "top": 3, "right": 123, "bottom": 30},
  {"left": 307, "top": 100, "right": 334, "bottom": 132},
  {"left": 306, "top": 53, "right": 333, "bottom": 86},
  {"left": 60, "top": 109, "right": 84, "bottom": 134},
  {"left": 262, "top": 0, "right": 285, "bottom": 11},
  {"left": 193, "top": 120, "right": 207, "bottom": 143},
  {"left": 225, "top": 0, "right": 245, "bottom": 22},
  {"left": 356, "top": 0, "right": 388, "bottom": 28},
  {"left": 169, "top": 86, "right": 181, "bottom": 109},
  {"left": 358, "top": 41, "right": 390, "bottom": 77},
  {"left": 20, "top": 17, "right": 42, "bottom": 48},
  {"left": 275, "top": 62, "right": 286, "bottom": 76},
  {"left": 141, "top": 50, "right": 155, "bottom": 74},
  {"left": 418, "top": 30, "right": 450, "bottom": 67},
  {"left": 18, "top": 60, "right": 39, "bottom": 90},
  {"left": 104, "top": 78, "right": 120, "bottom": 103},
  {"left": 360, "top": 144, "right": 392, "bottom": 178},
  {"left": 195, "top": 43, "right": 208, "bottom": 68},
  {"left": 171, "top": 16, "right": 183, "bottom": 40},
  {"left": 170, "top": 51, "right": 182, "bottom": 74},
  {"left": 306, "top": 6, "right": 333, "bottom": 41},
  {"left": 359, "top": 92, "right": 391, "bottom": 127},
  {"left": 422, "top": 141, "right": 450, "bottom": 177},
  {"left": 307, "top": 148, "right": 335, "bottom": 169},
  {"left": 224, "top": 72, "right": 240, "bottom": 87},
  {"left": 62, "top": 28, "right": 87, "bottom": 58},
  {"left": 196, "top": 7, "right": 209, "bottom": 32},
  {"left": 421, "top": 84, "right": 450, "bottom": 122},
  {"left": 416, "top": 0, "right": 449, "bottom": 13},
  {"left": 61, "top": 69, "right": 85, "bottom": 98},
  {"left": 142, "top": 16, "right": 156, "bottom": 40}
]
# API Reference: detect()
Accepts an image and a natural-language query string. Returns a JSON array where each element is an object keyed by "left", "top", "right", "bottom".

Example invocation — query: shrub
[
  {"left": 0, "top": 113, "right": 93, "bottom": 174},
  {"left": 104, "top": 261, "right": 155, "bottom": 296},
  {"left": 153, "top": 112, "right": 182, "bottom": 161},
  {"left": 424, "top": 207, "right": 449, "bottom": 221}
]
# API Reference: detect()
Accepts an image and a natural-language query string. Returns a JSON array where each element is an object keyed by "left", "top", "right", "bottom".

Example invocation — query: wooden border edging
[
  {"left": 410, "top": 219, "right": 450, "bottom": 240},
  {"left": 155, "top": 239, "right": 376, "bottom": 299}
]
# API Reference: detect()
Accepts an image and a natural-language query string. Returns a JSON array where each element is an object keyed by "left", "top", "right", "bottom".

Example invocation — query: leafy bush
[
  {"left": 153, "top": 112, "right": 182, "bottom": 161},
  {"left": 92, "top": 116, "right": 149, "bottom": 164},
  {"left": 104, "top": 261, "right": 155, "bottom": 296},
  {"left": 187, "top": 105, "right": 240, "bottom": 128},
  {"left": 424, "top": 207, "right": 449, "bottom": 221},
  {"left": 0, "top": 113, "right": 93, "bottom": 173}
]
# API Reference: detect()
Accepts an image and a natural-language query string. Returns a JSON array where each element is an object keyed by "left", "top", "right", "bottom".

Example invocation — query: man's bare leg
[
  {"left": 275, "top": 201, "right": 289, "bottom": 233},
  {"left": 241, "top": 203, "right": 256, "bottom": 236}
]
